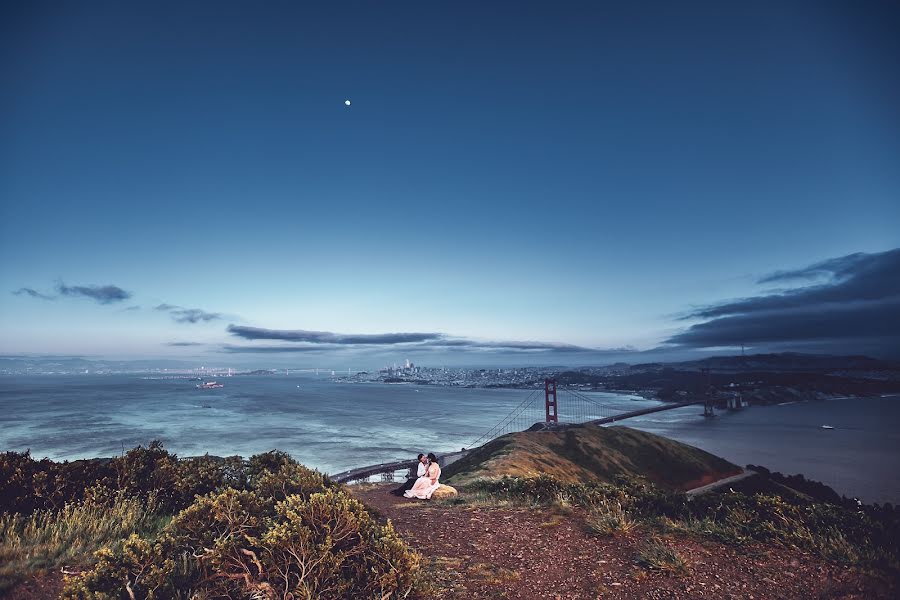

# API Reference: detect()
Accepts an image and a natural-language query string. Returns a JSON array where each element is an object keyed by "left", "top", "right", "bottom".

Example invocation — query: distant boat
[
  {"left": 821, "top": 425, "right": 834, "bottom": 430},
  {"left": 196, "top": 381, "right": 223, "bottom": 389}
]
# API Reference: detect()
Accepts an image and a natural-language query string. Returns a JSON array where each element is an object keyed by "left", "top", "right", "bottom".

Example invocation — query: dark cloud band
[
  {"left": 667, "top": 248, "right": 900, "bottom": 357},
  {"left": 226, "top": 325, "right": 441, "bottom": 345},
  {"left": 225, "top": 324, "right": 596, "bottom": 354},
  {"left": 12, "top": 282, "right": 131, "bottom": 304}
]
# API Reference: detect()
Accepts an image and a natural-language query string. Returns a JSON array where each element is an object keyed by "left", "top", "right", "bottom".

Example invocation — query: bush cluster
[
  {"left": 63, "top": 487, "right": 419, "bottom": 600},
  {"left": 1, "top": 451, "right": 115, "bottom": 514},
  {"left": 1, "top": 442, "right": 250, "bottom": 516},
  {"left": 2, "top": 443, "right": 423, "bottom": 599}
]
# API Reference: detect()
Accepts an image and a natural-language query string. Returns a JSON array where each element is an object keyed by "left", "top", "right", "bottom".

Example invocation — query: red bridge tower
[{"left": 545, "top": 379, "right": 558, "bottom": 424}]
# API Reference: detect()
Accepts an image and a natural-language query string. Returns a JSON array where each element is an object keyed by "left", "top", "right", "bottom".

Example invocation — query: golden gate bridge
[{"left": 332, "top": 370, "right": 728, "bottom": 484}]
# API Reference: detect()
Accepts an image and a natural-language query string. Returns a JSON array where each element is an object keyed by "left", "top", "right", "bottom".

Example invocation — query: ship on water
[{"left": 196, "top": 381, "right": 224, "bottom": 389}]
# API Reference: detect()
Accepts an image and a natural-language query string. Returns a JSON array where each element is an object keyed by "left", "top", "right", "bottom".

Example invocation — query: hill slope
[{"left": 444, "top": 425, "right": 740, "bottom": 489}]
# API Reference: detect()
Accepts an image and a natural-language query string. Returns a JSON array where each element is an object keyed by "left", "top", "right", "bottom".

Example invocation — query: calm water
[{"left": 1, "top": 375, "right": 898, "bottom": 504}]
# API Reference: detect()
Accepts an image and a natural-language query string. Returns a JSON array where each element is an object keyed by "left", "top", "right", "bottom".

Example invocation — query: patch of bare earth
[
  {"left": 5, "top": 571, "right": 65, "bottom": 600},
  {"left": 352, "top": 483, "right": 894, "bottom": 600}
]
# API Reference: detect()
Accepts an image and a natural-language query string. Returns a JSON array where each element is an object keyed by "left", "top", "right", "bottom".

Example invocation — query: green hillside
[{"left": 444, "top": 425, "right": 741, "bottom": 489}]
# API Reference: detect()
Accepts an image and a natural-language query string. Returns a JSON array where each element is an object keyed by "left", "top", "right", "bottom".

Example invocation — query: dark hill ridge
[
  {"left": 631, "top": 352, "right": 900, "bottom": 373},
  {"left": 443, "top": 425, "right": 741, "bottom": 489}
]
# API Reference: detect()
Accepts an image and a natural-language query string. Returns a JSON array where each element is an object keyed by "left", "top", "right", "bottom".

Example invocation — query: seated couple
[{"left": 391, "top": 452, "right": 441, "bottom": 500}]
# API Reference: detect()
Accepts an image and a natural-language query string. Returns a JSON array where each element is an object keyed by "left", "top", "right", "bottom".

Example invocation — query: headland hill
[{"left": 3, "top": 423, "right": 899, "bottom": 598}]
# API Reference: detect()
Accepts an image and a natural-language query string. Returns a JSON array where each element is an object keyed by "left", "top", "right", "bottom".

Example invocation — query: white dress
[{"left": 404, "top": 463, "right": 441, "bottom": 499}]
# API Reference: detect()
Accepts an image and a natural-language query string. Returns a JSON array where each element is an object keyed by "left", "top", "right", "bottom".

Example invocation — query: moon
[{"left": 344, "top": 99, "right": 351, "bottom": 106}]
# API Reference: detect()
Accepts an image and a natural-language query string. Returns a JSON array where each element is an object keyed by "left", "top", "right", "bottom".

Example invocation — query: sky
[{"left": 1, "top": 1, "right": 899, "bottom": 368}]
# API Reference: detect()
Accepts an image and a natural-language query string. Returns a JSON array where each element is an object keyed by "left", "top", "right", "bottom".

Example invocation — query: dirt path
[
  {"left": 686, "top": 469, "right": 758, "bottom": 496},
  {"left": 352, "top": 483, "right": 893, "bottom": 600}
]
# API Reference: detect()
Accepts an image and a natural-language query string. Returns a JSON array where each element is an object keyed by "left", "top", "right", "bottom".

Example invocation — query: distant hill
[
  {"left": 443, "top": 425, "right": 740, "bottom": 489},
  {"left": 630, "top": 352, "right": 899, "bottom": 373},
  {"left": 0, "top": 356, "right": 200, "bottom": 373}
]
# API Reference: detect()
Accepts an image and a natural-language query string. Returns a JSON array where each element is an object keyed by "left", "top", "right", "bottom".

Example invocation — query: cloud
[
  {"left": 226, "top": 325, "right": 442, "bottom": 345},
  {"left": 428, "top": 338, "right": 592, "bottom": 352},
  {"left": 56, "top": 282, "right": 131, "bottom": 304},
  {"left": 224, "top": 324, "right": 597, "bottom": 354},
  {"left": 220, "top": 344, "right": 331, "bottom": 353},
  {"left": 166, "top": 341, "right": 205, "bottom": 347},
  {"left": 13, "top": 282, "right": 131, "bottom": 304},
  {"left": 666, "top": 248, "right": 900, "bottom": 357},
  {"left": 11, "top": 287, "right": 55, "bottom": 300},
  {"left": 155, "top": 304, "right": 222, "bottom": 324},
  {"left": 679, "top": 248, "right": 900, "bottom": 321}
]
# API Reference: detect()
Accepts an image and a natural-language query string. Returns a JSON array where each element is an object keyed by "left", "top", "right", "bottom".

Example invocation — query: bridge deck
[
  {"left": 587, "top": 399, "right": 705, "bottom": 425},
  {"left": 330, "top": 450, "right": 470, "bottom": 484}
]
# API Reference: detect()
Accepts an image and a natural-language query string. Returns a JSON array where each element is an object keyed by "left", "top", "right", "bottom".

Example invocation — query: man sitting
[{"left": 390, "top": 453, "right": 427, "bottom": 496}]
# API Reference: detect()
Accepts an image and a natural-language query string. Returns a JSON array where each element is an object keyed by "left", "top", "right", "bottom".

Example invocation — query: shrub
[
  {"left": 635, "top": 537, "right": 691, "bottom": 577},
  {"left": 0, "top": 492, "right": 164, "bottom": 594},
  {"left": 0, "top": 451, "right": 116, "bottom": 515},
  {"left": 111, "top": 441, "right": 181, "bottom": 511},
  {"left": 173, "top": 454, "right": 247, "bottom": 507},
  {"left": 62, "top": 487, "right": 422, "bottom": 599},
  {"left": 60, "top": 534, "right": 188, "bottom": 600},
  {"left": 585, "top": 498, "right": 636, "bottom": 536},
  {"left": 251, "top": 461, "right": 330, "bottom": 502}
]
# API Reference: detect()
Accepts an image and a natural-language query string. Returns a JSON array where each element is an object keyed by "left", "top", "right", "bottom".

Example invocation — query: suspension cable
[{"left": 468, "top": 388, "right": 542, "bottom": 448}]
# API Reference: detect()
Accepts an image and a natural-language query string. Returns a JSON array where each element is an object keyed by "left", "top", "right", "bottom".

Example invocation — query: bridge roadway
[
  {"left": 330, "top": 450, "right": 471, "bottom": 484},
  {"left": 585, "top": 398, "right": 706, "bottom": 425},
  {"left": 330, "top": 399, "right": 710, "bottom": 483}
]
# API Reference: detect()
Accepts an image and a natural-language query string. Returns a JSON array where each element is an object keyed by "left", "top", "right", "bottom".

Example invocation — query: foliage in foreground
[
  {"left": 0, "top": 491, "right": 164, "bottom": 595},
  {"left": 467, "top": 474, "right": 900, "bottom": 575},
  {"left": 1, "top": 442, "right": 250, "bottom": 516},
  {"left": 1, "top": 443, "right": 423, "bottom": 599},
  {"left": 62, "top": 487, "right": 420, "bottom": 600}
]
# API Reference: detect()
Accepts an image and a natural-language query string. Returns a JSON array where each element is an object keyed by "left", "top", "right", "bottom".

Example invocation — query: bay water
[{"left": 1, "top": 375, "right": 897, "bottom": 504}]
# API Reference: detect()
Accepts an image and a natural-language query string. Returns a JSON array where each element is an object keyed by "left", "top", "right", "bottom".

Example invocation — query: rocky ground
[
  {"left": 352, "top": 483, "right": 895, "bottom": 600},
  {"left": 4, "top": 572, "right": 64, "bottom": 600}
]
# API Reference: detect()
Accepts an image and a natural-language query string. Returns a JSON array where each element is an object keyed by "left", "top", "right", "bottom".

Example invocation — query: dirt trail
[{"left": 352, "top": 483, "right": 893, "bottom": 600}]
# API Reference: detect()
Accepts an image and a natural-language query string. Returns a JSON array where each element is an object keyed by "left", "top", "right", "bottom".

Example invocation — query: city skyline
[{"left": 2, "top": 1, "right": 899, "bottom": 366}]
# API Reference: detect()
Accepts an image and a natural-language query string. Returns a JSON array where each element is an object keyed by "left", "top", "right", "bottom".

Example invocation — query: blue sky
[{"left": 2, "top": 1, "right": 899, "bottom": 367}]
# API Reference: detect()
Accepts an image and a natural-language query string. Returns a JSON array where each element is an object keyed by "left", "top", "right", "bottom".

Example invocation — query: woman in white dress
[{"left": 404, "top": 453, "right": 441, "bottom": 499}]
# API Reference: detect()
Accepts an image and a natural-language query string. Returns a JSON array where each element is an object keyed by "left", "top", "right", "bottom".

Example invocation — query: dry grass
[
  {"left": 585, "top": 498, "right": 637, "bottom": 536},
  {"left": 467, "top": 562, "right": 521, "bottom": 585},
  {"left": 635, "top": 537, "right": 692, "bottom": 577},
  {"left": 0, "top": 492, "right": 165, "bottom": 593}
]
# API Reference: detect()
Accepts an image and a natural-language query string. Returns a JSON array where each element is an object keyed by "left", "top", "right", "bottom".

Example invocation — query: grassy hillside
[{"left": 443, "top": 425, "right": 741, "bottom": 489}]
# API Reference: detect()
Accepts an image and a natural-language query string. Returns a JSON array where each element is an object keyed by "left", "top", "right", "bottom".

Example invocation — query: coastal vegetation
[{"left": 0, "top": 444, "right": 422, "bottom": 599}]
